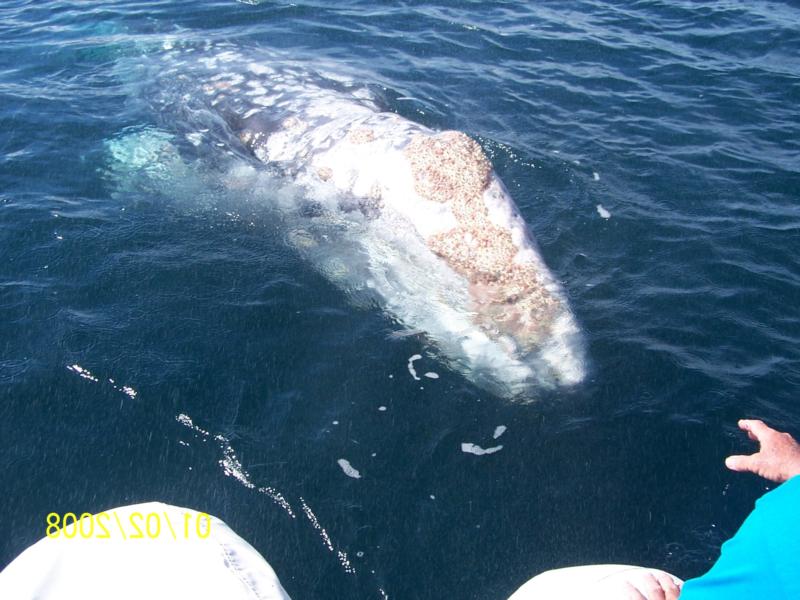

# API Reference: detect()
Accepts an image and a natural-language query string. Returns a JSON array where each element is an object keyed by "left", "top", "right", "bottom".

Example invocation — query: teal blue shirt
[{"left": 680, "top": 475, "right": 800, "bottom": 599}]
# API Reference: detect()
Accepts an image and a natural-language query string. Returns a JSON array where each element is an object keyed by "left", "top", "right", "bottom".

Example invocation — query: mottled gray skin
[{"left": 133, "top": 42, "right": 586, "bottom": 397}]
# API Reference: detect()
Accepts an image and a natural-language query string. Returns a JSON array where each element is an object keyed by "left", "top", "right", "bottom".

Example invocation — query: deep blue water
[{"left": 2, "top": 1, "right": 800, "bottom": 598}]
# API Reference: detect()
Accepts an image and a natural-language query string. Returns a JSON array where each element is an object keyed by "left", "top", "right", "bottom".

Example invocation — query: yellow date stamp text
[{"left": 45, "top": 510, "right": 212, "bottom": 541}]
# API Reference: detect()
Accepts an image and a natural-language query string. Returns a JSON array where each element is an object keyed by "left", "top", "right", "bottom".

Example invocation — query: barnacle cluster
[
  {"left": 405, "top": 131, "right": 557, "bottom": 345},
  {"left": 347, "top": 127, "right": 376, "bottom": 144}
]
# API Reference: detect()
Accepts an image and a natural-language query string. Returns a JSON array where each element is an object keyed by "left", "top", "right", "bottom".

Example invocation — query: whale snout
[{"left": 540, "top": 312, "right": 587, "bottom": 387}]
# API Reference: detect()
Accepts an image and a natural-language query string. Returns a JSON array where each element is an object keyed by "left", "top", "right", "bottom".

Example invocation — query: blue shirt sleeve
[{"left": 680, "top": 475, "right": 800, "bottom": 599}]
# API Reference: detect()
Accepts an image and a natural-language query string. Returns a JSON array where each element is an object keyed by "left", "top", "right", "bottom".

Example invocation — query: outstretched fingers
[
  {"left": 725, "top": 453, "right": 757, "bottom": 473},
  {"left": 727, "top": 419, "right": 800, "bottom": 482},
  {"left": 738, "top": 419, "right": 772, "bottom": 442},
  {"left": 726, "top": 421, "right": 767, "bottom": 475}
]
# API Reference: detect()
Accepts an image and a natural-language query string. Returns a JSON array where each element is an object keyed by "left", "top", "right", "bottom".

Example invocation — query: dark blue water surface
[{"left": 2, "top": 1, "right": 800, "bottom": 598}]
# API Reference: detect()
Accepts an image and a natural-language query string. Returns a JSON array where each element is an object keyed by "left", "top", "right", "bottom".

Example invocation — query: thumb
[{"left": 725, "top": 454, "right": 759, "bottom": 473}]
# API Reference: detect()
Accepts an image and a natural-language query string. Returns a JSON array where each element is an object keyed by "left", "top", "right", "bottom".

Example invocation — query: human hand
[
  {"left": 597, "top": 568, "right": 682, "bottom": 600},
  {"left": 725, "top": 419, "right": 800, "bottom": 483},
  {"left": 508, "top": 564, "right": 684, "bottom": 600}
]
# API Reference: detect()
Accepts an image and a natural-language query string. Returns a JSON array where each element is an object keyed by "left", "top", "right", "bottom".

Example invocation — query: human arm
[{"left": 678, "top": 420, "right": 800, "bottom": 598}]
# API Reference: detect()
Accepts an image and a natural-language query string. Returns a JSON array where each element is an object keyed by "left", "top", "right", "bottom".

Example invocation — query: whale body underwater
[{"left": 111, "top": 43, "right": 587, "bottom": 397}]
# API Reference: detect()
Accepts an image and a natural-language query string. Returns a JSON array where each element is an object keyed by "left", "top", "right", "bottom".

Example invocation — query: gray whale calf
[{"left": 113, "top": 43, "right": 586, "bottom": 397}]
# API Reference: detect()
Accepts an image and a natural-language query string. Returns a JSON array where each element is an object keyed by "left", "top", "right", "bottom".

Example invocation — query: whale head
[{"left": 402, "top": 131, "right": 587, "bottom": 394}]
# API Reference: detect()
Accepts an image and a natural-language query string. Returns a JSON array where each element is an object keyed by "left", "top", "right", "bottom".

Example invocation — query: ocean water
[{"left": 2, "top": 1, "right": 799, "bottom": 598}]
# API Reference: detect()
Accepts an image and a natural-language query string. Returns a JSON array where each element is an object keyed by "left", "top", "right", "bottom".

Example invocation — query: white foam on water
[
  {"left": 176, "top": 413, "right": 210, "bottom": 436},
  {"left": 337, "top": 459, "right": 362, "bottom": 479},
  {"left": 67, "top": 364, "right": 98, "bottom": 383},
  {"left": 300, "top": 496, "right": 360, "bottom": 575},
  {"left": 300, "top": 498, "right": 334, "bottom": 552},
  {"left": 67, "top": 364, "right": 138, "bottom": 401},
  {"left": 407, "top": 354, "right": 422, "bottom": 380},
  {"left": 338, "top": 551, "right": 356, "bottom": 574},
  {"left": 175, "top": 413, "right": 296, "bottom": 519},
  {"left": 461, "top": 442, "right": 503, "bottom": 455}
]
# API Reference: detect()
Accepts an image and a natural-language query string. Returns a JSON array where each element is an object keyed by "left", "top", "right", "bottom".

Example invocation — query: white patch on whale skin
[
  {"left": 186, "top": 132, "right": 203, "bottom": 146},
  {"left": 252, "top": 96, "right": 275, "bottom": 107},
  {"left": 248, "top": 62, "right": 272, "bottom": 75}
]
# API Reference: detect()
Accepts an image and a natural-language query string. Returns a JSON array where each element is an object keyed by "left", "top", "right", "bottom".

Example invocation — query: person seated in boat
[
  {"left": 679, "top": 419, "right": 800, "bottom": 599},
  {"left": 509, "top": 420, "right": 799, "bottom": 600}
]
